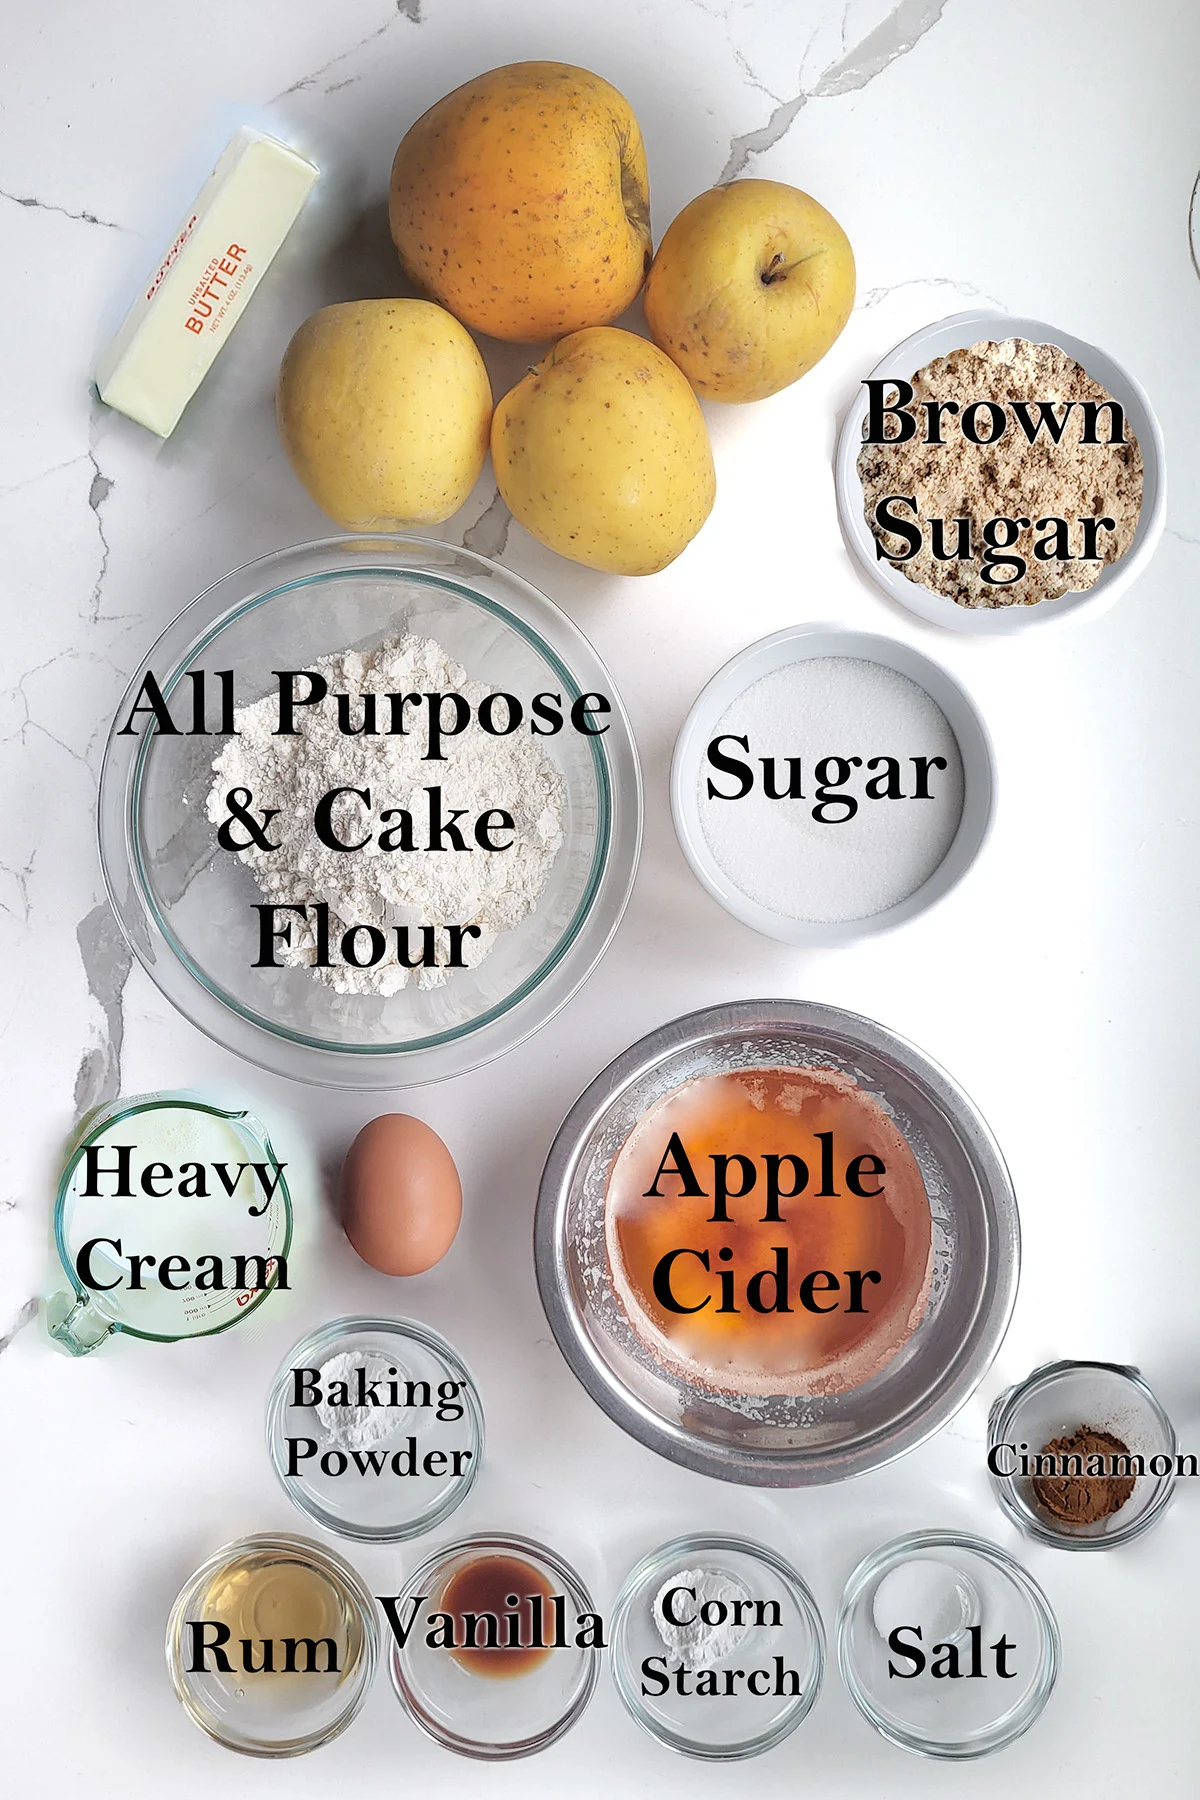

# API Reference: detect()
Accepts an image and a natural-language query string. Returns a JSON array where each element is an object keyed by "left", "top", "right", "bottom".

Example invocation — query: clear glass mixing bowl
[
  {"left": 610, "top": 1533, "right": 825, "bottom": 1759},
  {"left": 166, "top": 1531, "right": 379, "bottom": 1757},
  {"left": 98, "top": 536, "right": 641, "bottom": 1086}
]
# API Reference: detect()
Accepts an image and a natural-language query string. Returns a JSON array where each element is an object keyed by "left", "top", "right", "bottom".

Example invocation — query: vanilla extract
[{"left": 379, "top": 1555, "right": 605, "bottom": 1678}]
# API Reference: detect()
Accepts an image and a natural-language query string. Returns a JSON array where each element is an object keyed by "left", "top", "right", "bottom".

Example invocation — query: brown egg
[{"left": 339, "top": 1114, "right": 461, "bottom": 1276}]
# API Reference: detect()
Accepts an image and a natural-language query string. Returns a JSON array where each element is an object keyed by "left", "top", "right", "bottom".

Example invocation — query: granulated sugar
[{"left": 698, "top": 656, "right": 964, "bottom": 924}]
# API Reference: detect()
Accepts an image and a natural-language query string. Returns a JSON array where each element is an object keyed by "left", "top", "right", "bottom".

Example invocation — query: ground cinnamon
[{"left": 1031, "top": 1426, "right": 1136, "bottom": 1525}]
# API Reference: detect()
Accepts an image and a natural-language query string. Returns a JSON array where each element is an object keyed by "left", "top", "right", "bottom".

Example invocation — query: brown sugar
[{"left": 858, "top": 337, "right": 1143, "bottom": 608}]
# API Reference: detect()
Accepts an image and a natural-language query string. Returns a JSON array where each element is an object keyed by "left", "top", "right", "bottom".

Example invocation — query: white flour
[{"left": 208, "top": 633, "right": 565, "bottom": 996}]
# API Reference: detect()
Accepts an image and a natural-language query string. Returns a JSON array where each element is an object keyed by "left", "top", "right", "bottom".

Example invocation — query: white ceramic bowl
[
  {"left": 671, "top": 625, "right": 995, "bottom": 946},
  {"left": 834, "top": 309, "right": 1166, "bottom": 633}
]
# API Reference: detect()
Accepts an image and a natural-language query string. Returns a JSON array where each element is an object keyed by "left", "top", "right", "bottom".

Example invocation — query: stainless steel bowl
[{"left": 534, "top": 1000, "right": 1019, "bottom": 1486}]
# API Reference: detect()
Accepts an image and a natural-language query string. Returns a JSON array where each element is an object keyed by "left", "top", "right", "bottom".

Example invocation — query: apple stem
[{"left": 760, "top": 253, "right": 788, "bottom": 285}]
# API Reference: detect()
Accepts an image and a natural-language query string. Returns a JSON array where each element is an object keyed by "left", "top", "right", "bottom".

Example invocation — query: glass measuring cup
[{"left": 47, "top": 1090, "right": 292, "bottom": 1355}]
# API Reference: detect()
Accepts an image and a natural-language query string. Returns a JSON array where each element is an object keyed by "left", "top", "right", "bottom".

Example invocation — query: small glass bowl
[
  {"left": 609, "top": 1533, "right": 825, "bottom": 1760},
  {"left": 99, "top": 535, "right": 641, "bottom": 1088},
  {"left": 987, "top": 1360, "right": 1178, "bottom": 1549},
  {"left": 837, "top": 1530, "right": 1059, "bottom": 1760},
  {"left": 387, "top": 1532, "right": 599, "bottom": 1759},
  {"left": 266, "top": 1316, "right": 484, "bottom": 1543},
  {"left": 166, "top": 1532, "right": 378, "bottom": 1757}
]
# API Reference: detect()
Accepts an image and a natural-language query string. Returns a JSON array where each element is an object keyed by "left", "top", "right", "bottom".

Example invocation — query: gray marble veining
[
  {"left": 0, "top": 188, "right": 126, "bottom": 231},
  {"left": 461, "top": 487, "right": 513, "bottom": 561},
  {"left": 277, "top": 0, "right": 425, "bottom": 99},
  {"left": 719, "top": 0, "right": 952, "bottom": 181},
  {"left": 73, "top": 901, "right": 133, "bottom": 1118}
]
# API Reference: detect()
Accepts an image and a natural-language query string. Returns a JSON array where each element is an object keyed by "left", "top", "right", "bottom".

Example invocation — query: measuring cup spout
[{"left": 46, "top": 1289, "right": 115, "bottom": 1356}]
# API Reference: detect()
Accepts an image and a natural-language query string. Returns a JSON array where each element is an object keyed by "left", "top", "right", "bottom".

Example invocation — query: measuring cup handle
[{"left": 45, "top": 1289, "right": 115, "bottom": 1356}]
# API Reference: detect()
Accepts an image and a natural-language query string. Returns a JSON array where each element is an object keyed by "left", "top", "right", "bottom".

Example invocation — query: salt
[
  {"left": 871, "top": 1558, "right": 977, "bottom": 1644},
  {"left": 698, "top": 656, "right": 964, "bottom": 924}
]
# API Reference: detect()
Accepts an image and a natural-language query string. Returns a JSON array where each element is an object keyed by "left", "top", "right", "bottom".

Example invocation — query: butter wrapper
[{"left": 96, "top": 127, "right": 318, "bottom": 437}]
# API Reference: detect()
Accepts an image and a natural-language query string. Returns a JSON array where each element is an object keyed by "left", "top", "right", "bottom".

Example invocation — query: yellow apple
[
  {"left": 389, "top": 62, "right": 651, "bottom": 345},
  {"left": 277, "top": 299, "right": 492, "bottom": 528},
  {"left": 492, "top": 326, "right": 716, "bottom": 576},
  {"left": 644, "top": 178, "right": 856, "bottom": 402}
]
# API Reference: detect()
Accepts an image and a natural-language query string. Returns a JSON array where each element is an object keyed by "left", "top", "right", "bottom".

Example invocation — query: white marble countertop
[{"left": 4, "top": 0, "right": 1200, "bottom": 1791}]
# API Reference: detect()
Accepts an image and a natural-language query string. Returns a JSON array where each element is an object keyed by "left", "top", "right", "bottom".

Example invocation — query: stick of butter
[{"left": 96, "top": 128, "right": 318, "bottom": 438}]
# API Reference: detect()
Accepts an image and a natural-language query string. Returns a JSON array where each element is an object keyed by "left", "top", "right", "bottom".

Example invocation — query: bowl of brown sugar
[{"left": 835, "top": 310, "right": 1165, "bottom": 632}]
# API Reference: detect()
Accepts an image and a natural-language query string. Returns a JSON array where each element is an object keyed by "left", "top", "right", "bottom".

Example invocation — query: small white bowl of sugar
[{"left": 671, "top": 626, "right": 995, "bottom": 946}]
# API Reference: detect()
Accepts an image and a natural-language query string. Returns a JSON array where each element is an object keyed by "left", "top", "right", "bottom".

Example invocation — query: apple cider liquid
[{"left": 604, "top": 1066, "right": 933, "bottom": 1397}]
